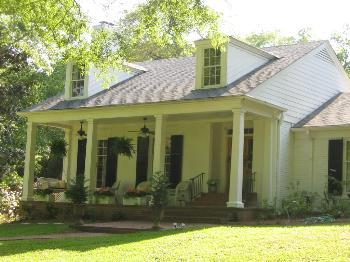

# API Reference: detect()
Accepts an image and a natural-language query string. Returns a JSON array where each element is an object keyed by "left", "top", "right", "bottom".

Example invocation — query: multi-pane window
[
  {"left": 345, "top": 141, "right": 350, "bottom": 192},
  {"left": 71, "top": 64, "right": 85, "bottom": 97},
  {"left": 203, "top": 48, "right": 221, "bottom": 87},
  {"left": 96, "top": 140, "right": 108, "bottom": 188}
]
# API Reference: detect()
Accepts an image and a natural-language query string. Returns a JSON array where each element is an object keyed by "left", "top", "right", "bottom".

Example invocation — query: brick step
[{"left": 163, "top": 216, "right": 224, "bottom": 224}]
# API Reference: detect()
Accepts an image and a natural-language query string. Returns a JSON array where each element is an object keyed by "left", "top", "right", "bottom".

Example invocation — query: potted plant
[
  {"left": 34, "top": 188, "right": 54, "bottom": 202},
  {"left": 149, "top": 171, "right": 170, "bottom": 229},
  {"left": 65, "top": 174, "right": 88, "bottom": 224},
  {"left": 123, "top": 188, "right": 148, "bottom": 206},
  {"left": 207, "top": 179, "right": 219, "bottom": 193},
  {"left": 93, "top": 187, "right": 115, "bottom": 204}
]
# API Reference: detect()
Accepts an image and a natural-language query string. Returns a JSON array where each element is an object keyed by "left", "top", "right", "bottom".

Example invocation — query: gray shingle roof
[
  {"left": 294, "top": 92, "right": 350, "bottom": 127},
  {"left": 26, "top": 41, "right": 326, "bottom": 112}
]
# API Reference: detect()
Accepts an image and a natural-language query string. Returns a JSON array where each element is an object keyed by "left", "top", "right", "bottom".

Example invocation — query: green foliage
[
  {"left": 0, "top": 0, "right": 224, "bottom": 74},
  {"left": 0, "top": 171, "right": 23, "bottom": 222},
  {"left": 34, "top": 188, "right": 53, "bottom": 197},
  {"left": 243, "top": 28, "right": 313, "bottom": 48},
  {"left": 65, "top": 175, "right": 88, "bottom": 204},
  {"left": 49, "top": 138, "right": 67, "bottom": 158},
  {"left": 207, "top": 179, "right": 219, "bottom": 186},
  {"left": 281, "top": 183, "right": 318, "bottom": 219},
  {"left": 111, "top": 137, "right": 135, "bottom": 158},
  {"left": 332, "top": 24, "right": 350, "bottom": 76},
  {"left": 322, "top": 181, "right": 350, "bottom": 218},
  {"left": 149, "top": 172, "right": 170, "bottom": 209}
]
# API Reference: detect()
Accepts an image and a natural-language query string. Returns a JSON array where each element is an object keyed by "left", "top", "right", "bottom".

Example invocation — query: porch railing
[
  {"left": 243, "top": 172, "right": 256, "bottom": 194},
  {"left": 190, "top": 172, "right": 205, "bottom": 200}
]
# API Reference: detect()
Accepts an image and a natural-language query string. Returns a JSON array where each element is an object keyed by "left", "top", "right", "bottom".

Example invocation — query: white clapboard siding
[
  {"left": 249, "top": 44, "right": 348, "bottom": 124},
  {"left": 312, "top": 138, "right": 329, "bottom": 196},
  {"left": 292, "top": 132, "right": 313, "bottom": 191},
  {"left": 88, "top": 68, "right": 134, "bottom": 97},
  {"left": 227, "top": 43, "right": 269, "bottom": 84},
  {"left": 277, "top": 121, "right": 293, "bottom": 199}
]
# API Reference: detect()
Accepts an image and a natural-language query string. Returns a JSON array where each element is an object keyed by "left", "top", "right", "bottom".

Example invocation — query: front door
[{"left": 226, "top": 135, "right": 254, "bottom": 194}]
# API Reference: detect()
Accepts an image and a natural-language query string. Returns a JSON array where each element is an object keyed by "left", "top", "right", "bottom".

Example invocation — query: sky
[{"left": 79, "top": 0, "right": 350, "bottom": 40}]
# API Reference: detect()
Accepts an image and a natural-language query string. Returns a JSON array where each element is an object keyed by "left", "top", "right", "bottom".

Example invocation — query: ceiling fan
[{"left": 128, "top": 117, "right": 154, "bottom": 137}]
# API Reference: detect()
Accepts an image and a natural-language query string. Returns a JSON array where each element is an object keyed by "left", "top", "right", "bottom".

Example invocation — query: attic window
[
  {"left": 203, "top": 48, "right": 221, "bottom": 87},
  {"left": 71, "top": 64, "right": 85, "bottom": 97}
]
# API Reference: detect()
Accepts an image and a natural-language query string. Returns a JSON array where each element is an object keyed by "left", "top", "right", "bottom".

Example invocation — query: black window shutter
[
  {"left": 106, "top": 137, "right": 118, "bottom": 187},
  {"left": 328, "top": 139, "right": 343, "bottom": 195},
  {"left": 169, "top": 135, "right": 184, "bottom": 188},
  {"left": 76, "top": 139, "right": 87, "bottom": 178},
  {"left": 136, "top": 136, "right": 150, "bottom": 186}
]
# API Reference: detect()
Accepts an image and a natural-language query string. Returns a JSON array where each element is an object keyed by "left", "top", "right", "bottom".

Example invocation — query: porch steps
[
  {"left": 189, "top": 193, "right": 227, "bottom": 207},
  {"left": 189, "top": 192, "right": 258, "bottom": 208}
]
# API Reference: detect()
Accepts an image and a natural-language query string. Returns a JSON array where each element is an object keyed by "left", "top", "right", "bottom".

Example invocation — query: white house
[{"left": 19, "top": 37, "right": 350, "bottom": 211}]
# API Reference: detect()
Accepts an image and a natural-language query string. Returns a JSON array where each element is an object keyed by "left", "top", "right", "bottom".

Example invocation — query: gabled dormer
[
  {"left": 64, "top": 62, "right": 147, "bottom": 100},
  {"left": 195, "top": 37, "right": 276, "bottom": 89},
  {"left": 64, "top": 62, "right": 88, "bottom": 100}
]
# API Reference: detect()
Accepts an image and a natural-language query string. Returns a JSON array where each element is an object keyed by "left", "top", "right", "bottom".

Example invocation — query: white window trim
[
  {"left": 64, "top": 62, "right": 89, "bottom": 100},
  {"left": 343, "top": 139, "right": 350, "bottom": 195},
  {"left": 203, "top": 48, "right": 222, "bottom": 88}
]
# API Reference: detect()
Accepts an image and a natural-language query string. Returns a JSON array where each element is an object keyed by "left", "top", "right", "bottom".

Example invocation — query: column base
[
  {"left": 21, "top": 196, "right": 34, "bottom": 201},
  {"left": 226, "top": 201, "right": 244, "bottom": 208}
]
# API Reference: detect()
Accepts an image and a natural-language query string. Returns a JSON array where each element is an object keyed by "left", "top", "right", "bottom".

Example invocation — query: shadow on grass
[
  {"left": 1, "top": 222, "right": 349, "bottom": 257},
  {"left": 0, "top": 226, "right": 204, "bottom": 257}
]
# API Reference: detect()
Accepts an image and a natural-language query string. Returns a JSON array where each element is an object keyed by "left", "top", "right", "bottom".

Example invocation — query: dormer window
[
  {"left": 203, "top": 48, "right": 221, "bottom": 87},
  {"left": 71, "top": 64, "right": 85, "bottom": 97}
]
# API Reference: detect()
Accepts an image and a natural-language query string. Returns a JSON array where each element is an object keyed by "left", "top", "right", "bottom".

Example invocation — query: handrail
[
  {"left": 243, "top": 172, "right": 256, "bottom": 194},
  {"left": 189, "top": 172, "right": 205, "bottom": 200}
]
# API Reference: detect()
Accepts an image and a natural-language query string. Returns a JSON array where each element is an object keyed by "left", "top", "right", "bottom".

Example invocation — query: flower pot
[
  {"left": 122, "top": 196, "right": 147, "bottom": 206},
  {"left": 94, "top": 195, "right": 115, "bottom": 204},
  {"left": 208, "top": 184, "right": 218, "bottom": 193}
]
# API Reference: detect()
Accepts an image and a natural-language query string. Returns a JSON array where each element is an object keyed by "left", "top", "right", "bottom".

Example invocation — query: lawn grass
[
  {"left": 1, "top": 224, "right": 350, "bottom": 261},
  {"left": 0, "top": 223, "right": 73, "bottom": 238}
]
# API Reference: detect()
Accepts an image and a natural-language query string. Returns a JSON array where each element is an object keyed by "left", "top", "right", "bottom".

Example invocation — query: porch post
[
  {"left": 153, "top": 115, "right": 166, "bottom": 174},
  {"left": 22, "top": 121, "right": 37, "bottom": 201},
  {"left": 84, "top": 119, "right": 97, "bottom": 197},
  {"left": 227, "top": 109, "right": 245, "bottom": 208},
  {"left": 262, "top": 116, "right": 279, "bottom": 203},
  {"left": 62, "top": 128, "right": 72, "bottom": 183}
]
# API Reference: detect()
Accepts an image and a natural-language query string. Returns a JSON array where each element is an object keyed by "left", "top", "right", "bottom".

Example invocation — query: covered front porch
[{"left": 21, "top": 96, "right": 283, "bottom": 208}]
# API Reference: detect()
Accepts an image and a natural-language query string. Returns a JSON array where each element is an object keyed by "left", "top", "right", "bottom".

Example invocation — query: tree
[
  {"left": 1, "top": 0, "right": 225, "bottom": 73},
  {"left": 0, "top": 47, "right": 65, "bottom": 177},
  {"left": 243, "top": 28, "right": 313, "bottom": 48},
  {"left": 332, "top": 25, "right": 350, "bottom": 76}
]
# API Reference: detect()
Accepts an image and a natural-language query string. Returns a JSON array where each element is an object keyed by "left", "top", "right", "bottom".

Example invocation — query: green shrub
[
  {"left": 149, "top": 172, "right": 170, "bottom": 209},
  {"left": 322, "top": 186, "right": 350, "bottom": 218},
  {"left": 65, "top": 175, "right": 88, "bottom": 204},
  {"left": 34, "top": 188, "right": 53, "bottom": 197},
  {"left": 281, "top": 183, "right": 318, "bottom": 219}
]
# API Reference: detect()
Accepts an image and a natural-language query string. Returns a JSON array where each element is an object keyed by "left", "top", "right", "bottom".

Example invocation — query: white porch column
[
  {"left": 84, "top": 119, "right": 97, "bottom": 196},
  {"left": 153, "top": 115, "right": 166, "bottom": 174},
  {"left": 22, "top": 121, "right": 37, "bottom": 201},
  {"left": 227, "top": 109, "right": 245, "bottom": 208},
  {"left": 62, "top": 128, "right": 72, "bottom": 183},
  {"left": 262, "top": 116, "right": 279, "bottom": 203}
]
